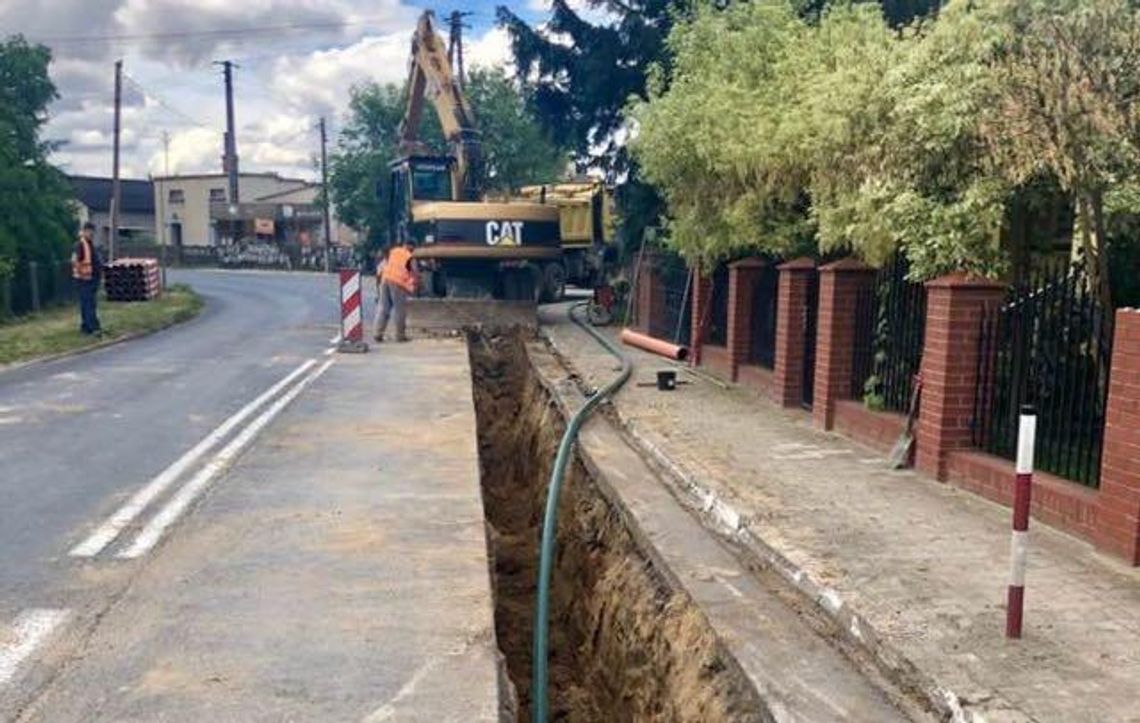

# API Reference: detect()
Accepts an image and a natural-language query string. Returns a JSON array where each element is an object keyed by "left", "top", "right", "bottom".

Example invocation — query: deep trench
[{"left": 469, "top": 332, "right": 766, "bottom": 723}]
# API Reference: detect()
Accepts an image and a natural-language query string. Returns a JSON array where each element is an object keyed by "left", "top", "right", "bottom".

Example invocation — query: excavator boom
[{"left": 399, "top": 12, "right": 482, "bottom": 201}]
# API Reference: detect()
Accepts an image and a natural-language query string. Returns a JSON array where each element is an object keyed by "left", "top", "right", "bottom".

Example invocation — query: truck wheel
[{"left": 540, "top": 262, "right": 567, "bottom": 303}]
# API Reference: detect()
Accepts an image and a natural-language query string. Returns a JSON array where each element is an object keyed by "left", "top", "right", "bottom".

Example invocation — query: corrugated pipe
[{"left": 532, "top": 302, "right": 633, "bottom": 723}]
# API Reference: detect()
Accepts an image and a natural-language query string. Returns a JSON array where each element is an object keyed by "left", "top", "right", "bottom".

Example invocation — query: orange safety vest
[
  {"left": 72, "top": 237, "right": 94, "bottom": 281},
  {"left": 382, "top": 246, "right": 417, "bottom": 293}
]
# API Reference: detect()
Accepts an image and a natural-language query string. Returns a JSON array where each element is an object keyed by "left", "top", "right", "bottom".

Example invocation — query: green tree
[
  {"left": 497, "top": 0, "right": 690, "bottom": 254},
  {"left": 630, "top": 0, "right": 1014, "bottom": 276},
  {"left": 497, "top": 0, "right": 686, "bottom": 172},
  {"left": 0, "top": 36, "right": 76, "bottom": 306},
  {"left": 465, "top": 67, "right": 567, "bottom": 193},
  {"left": 327, "top": 83, "right": 425, "bottom": 250},
  {"left": 328, "top": 70, "right": 566, "bottom": 253},
  {"left": 980, "top": 0, "right": 1140, "bottom": 310}
]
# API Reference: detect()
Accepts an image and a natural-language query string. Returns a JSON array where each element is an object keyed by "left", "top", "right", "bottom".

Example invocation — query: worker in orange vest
[
  {"left": 71, "top": 221, "right": 103, "bottom": 336},
  {"left": 373, "top": 239, "right": 417, "bottom": 342}
]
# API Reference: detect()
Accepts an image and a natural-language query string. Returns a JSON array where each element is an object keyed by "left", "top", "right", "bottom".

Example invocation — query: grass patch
[{"left": 0, "top": 284, "right": 203, "bottom": 366}]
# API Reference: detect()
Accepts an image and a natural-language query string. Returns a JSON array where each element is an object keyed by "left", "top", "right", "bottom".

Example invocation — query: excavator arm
[{"left": 399, "top": 12, "right": 483, "bottom": 201}]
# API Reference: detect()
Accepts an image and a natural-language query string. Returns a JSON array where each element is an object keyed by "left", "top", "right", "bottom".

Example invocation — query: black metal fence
[
  {"left": 851, "top": 254, "right": 926, "bottom": 412},
  {"left": 642, "top": 252, "right": 692, "bottom": 347},
  {"left": 802, "top": 271, "right": 820, "bottom": 408},
  {"left": 972, "top": 259, "right": 1113, "bottom": 487},
  {"left": 707, "top": 263, "right": 729, "bottom": 346},
  {"left": 748, "top": 265, "right": 780, "bottom": 368},
  {"left": 1, "top": 259, "right": 76, "bottom": 319}
]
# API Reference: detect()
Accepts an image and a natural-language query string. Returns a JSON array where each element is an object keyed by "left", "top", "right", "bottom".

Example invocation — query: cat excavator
[{"left": 388, "top": 11, "right": 613, "bottom": 302}]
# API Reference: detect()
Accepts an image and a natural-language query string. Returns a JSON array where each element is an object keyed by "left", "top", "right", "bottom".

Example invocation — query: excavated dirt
[{"left": 469, "top": 333, "right": 766, "bottom": 723}]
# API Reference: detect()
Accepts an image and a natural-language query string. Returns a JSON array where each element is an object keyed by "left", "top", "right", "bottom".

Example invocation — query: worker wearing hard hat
[{"left": 373, "top": 239, "right": 417, "bottom": 342}]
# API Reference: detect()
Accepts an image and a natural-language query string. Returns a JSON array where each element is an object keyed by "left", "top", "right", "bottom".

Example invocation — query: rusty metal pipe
[{"left": 620, "top": 328, "right": 689, "bottom": 361}]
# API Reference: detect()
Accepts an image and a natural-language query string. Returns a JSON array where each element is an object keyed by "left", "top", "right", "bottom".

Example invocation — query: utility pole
[
  {"left": 448, "top": 11, "right": 472, "bottom": 88},
  {"left": 319, "top": 116, "right": 333, "bottom": 273},
  {"left": 110, "top": 59, "right": 123, "bottom": 262},
  {"left": 216, "top": 60, "right": 239, "bottom": 204},
  {"left": 161, "top": 130, "right": 171, "bottom": 176}
]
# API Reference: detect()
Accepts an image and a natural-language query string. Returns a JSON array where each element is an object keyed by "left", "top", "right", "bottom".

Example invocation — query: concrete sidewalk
[
  {"left": 542, "top": 306, "right": 1140, "bottom": 723},
  {"left": 19, "top": 341, "right": 507, "bottom": 723}
]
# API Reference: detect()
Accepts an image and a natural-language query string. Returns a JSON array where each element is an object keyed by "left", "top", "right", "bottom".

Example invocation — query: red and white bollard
[
  {"left": 337, "top": 269, "right": 368, "bottom": 353},
  {"left": 1006, "top": 405, "right": 1036, "bottom": 639}
]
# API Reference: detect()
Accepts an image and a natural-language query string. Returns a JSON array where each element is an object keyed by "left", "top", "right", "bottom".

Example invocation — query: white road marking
[
  {"left": 0, "top": 609, "right": 70, "bottom": 686},
  {"left": 329, "top": 334, "right": 341, "bottom": 344},
  {"left": 118, "top": 359, "right": 335, "bottom": 559},
  {"left": 324, "top": 347, "right": 336, "bottom": 356},
  {"left": 70, "top": 359, "right": 318, "bottom": 558}
]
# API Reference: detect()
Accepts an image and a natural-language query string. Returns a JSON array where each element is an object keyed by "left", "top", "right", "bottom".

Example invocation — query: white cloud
[
  {"left": 150, "top": 127, "right": 224, "bottom": 176},
  {"left": 463, "top": 26, "right": 513, "bottom": 72},
  {"left": 111, "top": 0, "right": 414, "bottom": 66},
  {"left": 269, "top": 32, "right": 409, "bottom": 116},
  {"left": 12, "top": 3, "right": 534, "bottom": 182}
]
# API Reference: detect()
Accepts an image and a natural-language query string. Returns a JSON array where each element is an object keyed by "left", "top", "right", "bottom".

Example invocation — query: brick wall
[
  {"left": 702, "top": 345, "right": 733, "bottom": 381},
  {"left": 813, "top": 259, "right": 875, "bottom": 429},
  {"left": 833, "top": 401, "right": 907, "bottom": 455},
  {"left": 634, "top": 255, "right": 668, "bottom": 336},
  {"left": 737, "top": 364, "right": 776, "bottom": 398},
  {"left": 726, "top": 258, "right": 768, "bottom": 382},
  {"left": 915, "top": 274, "right": 1005, "bottom": 479},
  {"left": 773, "top": 258, "right": 817, "bottom": 407},
  {"left": 1094, "top": 309, "right": 1140, "bottom": 564},
  {"left": 946, "top": 451, "right": 1100, "bottom": 541}
]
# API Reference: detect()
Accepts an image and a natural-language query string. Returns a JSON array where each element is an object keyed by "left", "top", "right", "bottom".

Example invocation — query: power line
[
  {"left": 28, "top": 17, "right": 401, "bottom": 46},
  {"left": 122, "top": 73, "right": 219, "bottom": 132}
]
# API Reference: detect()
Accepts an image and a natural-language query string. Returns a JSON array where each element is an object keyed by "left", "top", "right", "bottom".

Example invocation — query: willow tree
[
  {"left": 629, "top": 1, "right": 809, "bottom": 267},
  {"left": 809, "top": 0, "right": 1012, "bottom": 278},
  {"left": 980, "top": 0, "right": 1140, "bottom": 311},
  {"left": 632, "top": 0, "right": 1033, "bottom": 277}
]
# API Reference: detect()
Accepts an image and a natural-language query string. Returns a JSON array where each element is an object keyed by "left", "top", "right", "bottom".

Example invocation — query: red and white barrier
[
  {"left": 1006, "top": 405, "right": 1036, "bottom": 639},
  {"left": 338, "top": 269, "right": 368, "bottom": 353}
]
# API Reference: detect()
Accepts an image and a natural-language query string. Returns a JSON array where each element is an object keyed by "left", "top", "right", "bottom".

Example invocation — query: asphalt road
[{"left": 0, "top": 270, "right": 342, "bottom": 711}]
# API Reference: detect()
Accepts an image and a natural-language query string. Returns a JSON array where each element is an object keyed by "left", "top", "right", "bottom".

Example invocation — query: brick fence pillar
[
  {"left": 727, "top": 258, "right": 767, "bottom": 381},
  {"left": 813, "top": 258, "right": 875, "bottom": 430},
  {"left": 915, "top": 274, "right": 1005, "bottom": 479},
  {"left": 773, "top": 257, "right": 817, "bottom": 407},
  {"left": 1094, "top": 309, "right": 1140, "bottom": 565},
  {"left": 635, "top": 255, "right": 667, "bottom": 335},
  {"left": 690, "top": 269, "right": 712, "bottom": 366}
]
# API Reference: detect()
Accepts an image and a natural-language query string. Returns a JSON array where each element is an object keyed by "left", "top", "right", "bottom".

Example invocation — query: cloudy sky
[{"left": 5, "top": 0, "right": 588, "bottom": 181}]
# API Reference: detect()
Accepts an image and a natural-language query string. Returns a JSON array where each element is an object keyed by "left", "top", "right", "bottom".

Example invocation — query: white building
[{"left": 152, "top": 173, "right": 358, "bottom": 250}]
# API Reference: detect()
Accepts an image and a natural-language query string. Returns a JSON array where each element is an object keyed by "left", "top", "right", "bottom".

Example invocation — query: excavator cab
[{"left": 388, "top": 155, "right": 457, "bottom": 244}]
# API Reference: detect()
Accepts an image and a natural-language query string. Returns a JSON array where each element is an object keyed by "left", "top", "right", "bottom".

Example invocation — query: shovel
[{"left": 888, "top": 373, "right": 923, "bottom": 469}]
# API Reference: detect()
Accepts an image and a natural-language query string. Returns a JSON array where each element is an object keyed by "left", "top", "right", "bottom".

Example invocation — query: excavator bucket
[{"left": 405, "top": 298, "right": 538, "bottom": 337}]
